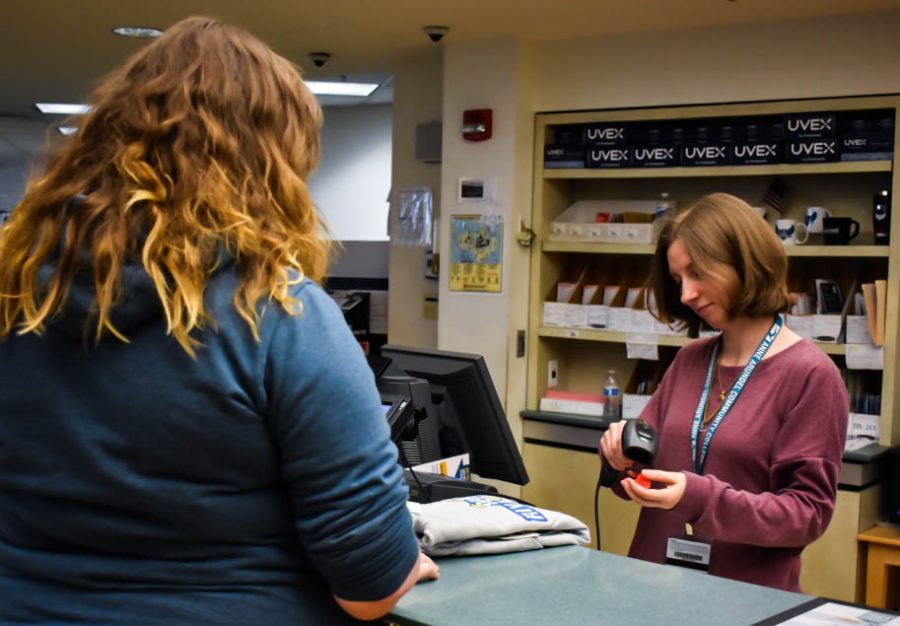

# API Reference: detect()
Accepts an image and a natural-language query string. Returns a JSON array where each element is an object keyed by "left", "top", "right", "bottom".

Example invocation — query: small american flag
[{"left": 762, "top": 177, "right": 788, "bottom": 215}]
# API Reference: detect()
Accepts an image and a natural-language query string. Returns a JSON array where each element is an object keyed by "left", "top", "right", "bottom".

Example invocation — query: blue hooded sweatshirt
[{"left": 0, "top": 256, "right": 418, "bottom": 624}]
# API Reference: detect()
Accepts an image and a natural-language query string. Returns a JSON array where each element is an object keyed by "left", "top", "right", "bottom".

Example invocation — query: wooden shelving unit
[{"left": 520, "top": 94, "right": 900, "bottom": 603}]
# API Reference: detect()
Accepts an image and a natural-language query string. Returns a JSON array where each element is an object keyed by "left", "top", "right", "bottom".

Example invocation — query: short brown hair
[{"left": 649, "top": 193, "right": 791, "bottom": 335}]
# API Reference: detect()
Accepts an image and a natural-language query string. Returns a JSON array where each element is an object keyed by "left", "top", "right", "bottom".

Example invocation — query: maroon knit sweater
[{"left": 615, "top": 335, "right": 848, "bottom": 592}]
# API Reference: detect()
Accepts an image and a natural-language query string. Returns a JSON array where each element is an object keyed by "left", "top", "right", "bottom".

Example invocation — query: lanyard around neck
[{"left": 691, "top": 315, "right": 783, "bottom": 474}]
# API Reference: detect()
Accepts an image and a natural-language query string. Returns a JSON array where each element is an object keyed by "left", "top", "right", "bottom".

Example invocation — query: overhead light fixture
[
  {"left": 58, "top": 126, "right": 79, "bottom": 135},
  {"left": 35, "top": 103, "right": 92, "bottom": 115},
  {"left": 112, "top": 26, "right": 163, "bottom": 38},
  {"left": 36, "top": 81, "right": 380, "bottom": 117},
  {"left": 305, "top": 81, "right": 378, "bottom": 97}
]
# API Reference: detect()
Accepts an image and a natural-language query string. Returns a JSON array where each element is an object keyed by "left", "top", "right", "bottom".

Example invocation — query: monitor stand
[{"left": 404, "top": 469, "right": 498, "bottom": 503}]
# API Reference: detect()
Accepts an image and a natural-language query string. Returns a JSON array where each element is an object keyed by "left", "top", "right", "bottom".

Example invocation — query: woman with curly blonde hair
[{"left": 0, "top": 16, "right": 436, "bottom": 623}]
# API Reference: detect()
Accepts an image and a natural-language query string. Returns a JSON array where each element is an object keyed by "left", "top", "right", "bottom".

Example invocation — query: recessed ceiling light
[
  {"left": 35, "top": 81, "right": 380, "bottom": 118},
  {"left": 58, "top": 126, "right": 79, "bottom": 135},
  {"left": 112, "top": 26, "right": 163, "bottom": 38},
  {"left": 305, "top": 81, "right": 379, "bottom": 97},
  {"left": 35, "top": 103, "right": 93, "bottom": 115}
]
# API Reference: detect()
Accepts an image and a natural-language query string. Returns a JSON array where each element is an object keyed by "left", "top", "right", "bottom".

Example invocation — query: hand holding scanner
[{"left": 599, "top": 419, "right": 659, "bottom": 487}]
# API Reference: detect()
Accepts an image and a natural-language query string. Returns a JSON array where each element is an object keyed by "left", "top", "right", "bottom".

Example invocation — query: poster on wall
[{"left": 449, "top": 214, "right": 503, "bottom": 293}]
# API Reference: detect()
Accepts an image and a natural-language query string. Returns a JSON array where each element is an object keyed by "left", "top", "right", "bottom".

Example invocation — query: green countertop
[{"left": 389, "top": 546, "right": 810, "bottom": 626}]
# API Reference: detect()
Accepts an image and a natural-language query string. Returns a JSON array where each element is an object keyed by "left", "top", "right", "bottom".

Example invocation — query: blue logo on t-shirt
[{"left": 463, "top": 495, "right": 547, "bottom": 523}]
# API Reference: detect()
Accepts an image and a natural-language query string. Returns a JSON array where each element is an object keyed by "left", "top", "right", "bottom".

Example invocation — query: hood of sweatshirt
[{"left": 37, "top": 260, "right": 165, "bottom": 342}]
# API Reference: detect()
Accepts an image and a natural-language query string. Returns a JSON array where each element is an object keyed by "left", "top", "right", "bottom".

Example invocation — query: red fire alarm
[{"left": 462, "top": 109, "right": 492, "bottom": 142}]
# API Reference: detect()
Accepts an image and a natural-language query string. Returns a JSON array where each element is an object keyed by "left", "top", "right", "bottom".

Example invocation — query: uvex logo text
[
  {"left": 634, "top": 147, "right": 675, "bottom": 161},
  {"left": 683, "top": 146, "right": 726, "bottom": 160},
  {"left": 590, "top": 148, "right": 629, "bottom": 161},
  {"left": 787, "top": 118, "right": 833, "bottom": 133},
  {"left": 790, "top": 142, "right": 836, "bottom": 156},
  {"left": 587, "top": 127, "right": 625, "bottom": 141},
  {"left": 733, "top": 144, "right": 777, "bottom": 158}
]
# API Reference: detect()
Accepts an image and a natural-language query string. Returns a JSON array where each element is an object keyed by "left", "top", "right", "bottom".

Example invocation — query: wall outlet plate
[{"left": 548, "top": 359, "right": 559, "bottom": 388}]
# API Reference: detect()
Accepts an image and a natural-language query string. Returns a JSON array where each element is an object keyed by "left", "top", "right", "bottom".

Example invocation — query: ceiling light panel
[
  {"left": 305, "top": 81, "right": 378, "bottom": 97},
  {"left": 112, "top": 26, "right": 163, "bottom": 38},
  {"left": 35, "top": 103, "right": 92, "bottom": 115}
]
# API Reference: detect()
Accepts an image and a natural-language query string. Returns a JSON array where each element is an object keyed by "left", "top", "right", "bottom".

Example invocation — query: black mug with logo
[{"left": 823, "top": 216, "right": 861, "bottom": 245}]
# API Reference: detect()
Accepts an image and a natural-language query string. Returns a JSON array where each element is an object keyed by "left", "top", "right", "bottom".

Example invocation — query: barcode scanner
[
  {"left": 599, "top": 419, "right": 659, "bottom": 487},
  {"left": 595, "top": 418, "right": 659, "bottom": 550}
]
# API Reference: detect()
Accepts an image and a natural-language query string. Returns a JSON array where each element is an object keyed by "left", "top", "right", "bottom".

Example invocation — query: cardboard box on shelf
[
  {"left": 787, "top": 314, "right": 813, "bottom": 340},
  {"left": 548, "top": 200, "right": 665, "bottom": 245},
  {"left": 845, "top": 315, "right": 875, "bottom": 346},
  {"left": 622, "top": 358, "right": 670, "bottom": 419},
  {"left": 542, "top": 265, "right": 588, "bottom": 327},
  {"left": 539, "top": 390, "right": 604, "bottom": 417}
]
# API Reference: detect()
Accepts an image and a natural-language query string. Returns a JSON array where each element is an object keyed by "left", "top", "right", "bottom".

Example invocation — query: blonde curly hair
[{"left": 0, "top": 16, "right": 330, "bottom": 355}]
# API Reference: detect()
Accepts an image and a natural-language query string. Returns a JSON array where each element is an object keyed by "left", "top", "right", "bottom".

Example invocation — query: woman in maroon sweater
[{"left": 600, "top": 193, "right": 848, "bottom": 592}]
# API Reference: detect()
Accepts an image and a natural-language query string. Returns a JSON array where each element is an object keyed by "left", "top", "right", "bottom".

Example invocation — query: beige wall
[
  {"left": 437, "top": 40, "right": 536, "bottom": 430},
  {"left": 530, "top": 12, "right": 900, "bottom": 111},
  {"left": 388, "top": 49, "right": 443, "bottom": 347},
  {"left": 429, "top": 11, "right": 900, "bottom": 427}
]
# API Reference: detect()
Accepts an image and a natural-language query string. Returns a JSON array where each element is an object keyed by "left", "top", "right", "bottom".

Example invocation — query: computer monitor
[{"left": 378, "top": 345, "right": 529, "bottom": 486}]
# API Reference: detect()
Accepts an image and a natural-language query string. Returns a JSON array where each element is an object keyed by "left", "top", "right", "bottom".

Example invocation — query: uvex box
[
  {"left": 784, "top": 112, "right": 837, "bottom": 139},
  {"left": 584, "top": 122, "right": 629, "bottom": 146},
  {"left": 731, "top": 140, "right": 783, "bottom": 165},
  {"left": 631, "top": 144, "right": 679, "bottom": 167},
  {"left": 679, "top": 122, "right": 731, "bottom": 166},
  {"left": 544, "top": 144, "right": 586, "bottom": 168},
  {"left": 738, "top": 115, "right": 785, "bottom": 141},
  {"left": 629, "top": 122, "right": 681, "bottom": 167},
  {"left": 586, "top": 145, "right": 631, "bottom": 168},
  {"left": 681, "top": 143, "right": 730, "bottom": 166},
  {"left": 786, "top": 138, "right": 839, "bottom": 163},
  {"left": 544, "top": 124, "right": 586, "bottom": 168},
  {"left": 839, "top": 111, "right": 894, "bottom": 161},
  {"left": 551, "top": 124, "right": 585, "bottom": 145}
]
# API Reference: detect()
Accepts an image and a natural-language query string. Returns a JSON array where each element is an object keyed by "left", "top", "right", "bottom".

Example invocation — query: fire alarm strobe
[{"left": 462, "top": 109, "right": 492, "bottom": 142}]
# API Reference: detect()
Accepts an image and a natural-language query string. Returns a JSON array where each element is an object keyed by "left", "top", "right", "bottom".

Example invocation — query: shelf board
[
  {"left": 783, "top": 245, "right": 889, "bottom": 258},
  {"left": 542, "top": 241, "right": 655, "bottom": 254},
  {"left": 538, "top": 326, "right": 691, "bottom": 346},
  {"left": 542, "top": 241, "right": 889, "bottom": 258},
  {"left": 543, "top": 161, "right": 892, "bottom": 180},
  {"left": 537, "top": 325, "right": 847, "bottom": 355}
]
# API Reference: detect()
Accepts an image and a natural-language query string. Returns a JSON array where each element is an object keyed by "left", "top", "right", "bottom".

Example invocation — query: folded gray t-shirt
[{"left": 408, "top": 495, "right": 590, "bottom": 556}]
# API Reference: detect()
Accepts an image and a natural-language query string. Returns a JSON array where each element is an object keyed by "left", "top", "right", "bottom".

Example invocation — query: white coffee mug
[
  {"left": 805, "top": 206, "right": 832, "bottom": 234},
  {"left": 775, "top": 219, "right": 808, "bottom": 245},
  {"left": 751, "top": 206, "right": 768, "bottom": 221}
]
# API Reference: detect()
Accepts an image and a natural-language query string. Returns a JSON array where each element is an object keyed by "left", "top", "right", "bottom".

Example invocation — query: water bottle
[
  {"left": 654, "top": 192, "right": 674, "bottom": 221},
  {"left": 602, "top": 369, "right": 621, "bottom": 420},
  {"left": 873, "top": 189, "right": 890, "bottom": 245}
]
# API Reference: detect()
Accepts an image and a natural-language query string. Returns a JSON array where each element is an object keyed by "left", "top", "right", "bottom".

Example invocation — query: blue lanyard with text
[{"left": 691, "top": 315, "right": 783, "bottom": 475}]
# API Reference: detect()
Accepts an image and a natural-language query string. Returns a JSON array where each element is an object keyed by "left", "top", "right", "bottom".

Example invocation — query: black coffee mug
[{"left": 823, "top": 216, "right": 860, "bottom": 245}]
